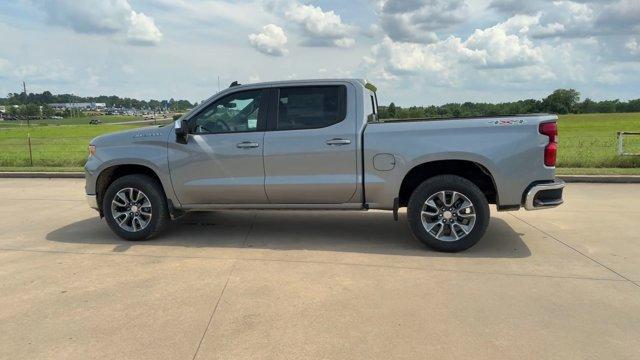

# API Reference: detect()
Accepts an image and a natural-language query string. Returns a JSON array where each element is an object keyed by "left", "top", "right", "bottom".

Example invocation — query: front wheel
[
  {"left": 407, "top": 175, "right": 490, "bottom": 252},
  {"left": 102, "top": 174, "right": 169, "bottom": 241}
]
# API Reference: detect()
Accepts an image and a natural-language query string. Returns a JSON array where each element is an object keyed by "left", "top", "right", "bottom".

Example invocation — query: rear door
[{"left": 263, "top": 84, "right": 358, "bottom": 204}]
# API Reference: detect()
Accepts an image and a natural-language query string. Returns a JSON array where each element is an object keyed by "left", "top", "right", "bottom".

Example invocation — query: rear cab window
[{"left": 276, "top": 86, "right": 347, "bottom": 130}]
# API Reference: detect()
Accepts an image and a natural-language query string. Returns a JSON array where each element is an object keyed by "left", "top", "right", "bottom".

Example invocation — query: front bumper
[
  {"left": 86, "top": 194, "right": 99, "bottom": 210},
  {"left": 524, "top": 179, "right": 565, "bottom": 211}
]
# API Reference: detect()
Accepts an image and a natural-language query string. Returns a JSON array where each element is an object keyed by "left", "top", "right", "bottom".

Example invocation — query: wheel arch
[
  {"left": 398, "top": 160, "right": 498, "bottom": 207},
  {"left": 95, "top": 164, "right": 167, "bottom": 215}
]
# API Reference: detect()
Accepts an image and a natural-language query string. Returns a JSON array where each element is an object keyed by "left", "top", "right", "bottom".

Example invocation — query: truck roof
[{"left": 229, "top": 78, "right": 367, "bottom": 90}]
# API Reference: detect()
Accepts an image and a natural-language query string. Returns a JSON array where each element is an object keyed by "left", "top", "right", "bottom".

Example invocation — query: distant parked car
[
  {"left": 51, "top": 116, "right": 63, "bottom": 119},
  {"left": 89, "top": 118, "right": 102, "bottom": 125}
]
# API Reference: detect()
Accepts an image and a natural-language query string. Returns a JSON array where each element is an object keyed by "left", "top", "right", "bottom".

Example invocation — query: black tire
[
  {"left": 407, "top": 175, "right": 490, "bottom": 252},
  {"left": 102, "top": 174, "right": 170, "bottom": 241}
]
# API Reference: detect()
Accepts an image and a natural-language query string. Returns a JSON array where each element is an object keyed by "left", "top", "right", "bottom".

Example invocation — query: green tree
[
  {"left": 7, "top": 105, "right": 19, "bottom": 117},
  {"left": 543, "top": 89, "right": 580, "bottom": 114},
  {"left": 387, "top": 102, "right": 397, "bottom": 118},
  {"left": 41, "top": 104, "right": 55, "bottom": 118}
]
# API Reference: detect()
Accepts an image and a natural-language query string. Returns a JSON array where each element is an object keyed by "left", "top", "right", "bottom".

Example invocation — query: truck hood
[{"left": 90, "top": 125, "right": 173, "bottom": 147}]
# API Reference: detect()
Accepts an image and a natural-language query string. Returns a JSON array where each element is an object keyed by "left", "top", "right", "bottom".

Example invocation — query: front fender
[{"left": 84, "top": 142, "right": 179, "bottom": 208}]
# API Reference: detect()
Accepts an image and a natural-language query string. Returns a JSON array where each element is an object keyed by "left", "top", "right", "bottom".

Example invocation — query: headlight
[{"left": 88, "top": 144, "right": 96, "bottom": 157}]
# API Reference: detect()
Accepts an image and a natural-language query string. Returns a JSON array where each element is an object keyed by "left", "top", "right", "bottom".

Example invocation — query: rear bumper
[{"left": 524, "top": 179, "right": 565, "bottom": 211}]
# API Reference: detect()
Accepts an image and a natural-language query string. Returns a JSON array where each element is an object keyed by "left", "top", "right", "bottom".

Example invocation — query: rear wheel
[
  {"left": 102, "top": 174, "right": 169, "bottom": 241},
  {"left": 407, "top": 175, "right": 489, "bottom": 252}
]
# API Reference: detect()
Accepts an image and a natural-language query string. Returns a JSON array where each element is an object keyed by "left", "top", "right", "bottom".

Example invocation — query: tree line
[
  {"left": 0, "top": 91, "right": 195, "bottom": 111},
  {"left": 3, "top": 88, "right": 639, "bottom": 120},
  {"left": 378, "top": 89, "right": 640, "bottom": 120}
]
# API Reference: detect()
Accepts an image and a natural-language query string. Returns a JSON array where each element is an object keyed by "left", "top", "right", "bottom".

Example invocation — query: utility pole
[
  {"left": 23, "top": 81, "right": 33, "bottom": 166},
  {"left": 218, "top": 76, "right": 220, "bottom": 93},
  {"left": 23, "top": 81, "right": 30, "bottom": 128}
]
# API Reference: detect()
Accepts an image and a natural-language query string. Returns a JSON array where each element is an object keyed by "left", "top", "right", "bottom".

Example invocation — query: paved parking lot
[{"left": 1, "top": 179, "right": 639, "bottom": 359}]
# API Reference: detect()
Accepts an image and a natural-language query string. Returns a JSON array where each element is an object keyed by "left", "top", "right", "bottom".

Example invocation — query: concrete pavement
[{"left": 0, "top": 179, "right": 639, "bottom": 359}]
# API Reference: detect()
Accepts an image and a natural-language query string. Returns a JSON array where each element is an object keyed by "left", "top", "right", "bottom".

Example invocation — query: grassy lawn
[
  {"left": 0, "top": 166, "right": 84, "bottom": 172},
  {"left": 556, "top": 168, "right": 640, "bottom": 175},
  {"left": 1, "top": 112, "right": 639, "bottom": 174},
  {"left": 0, "top": 124, "right": 140, "bottom": 167},
  {"left": 558, "top": 113, "right": 640, "bottom": 168}
]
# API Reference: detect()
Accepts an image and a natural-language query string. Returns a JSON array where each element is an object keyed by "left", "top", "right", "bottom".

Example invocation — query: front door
[
  {"left": 168, "top": 89, "right": 268, "bottom": 205},
  {"left": 263, "top": 85, "right": 358, "bottom": 204}
]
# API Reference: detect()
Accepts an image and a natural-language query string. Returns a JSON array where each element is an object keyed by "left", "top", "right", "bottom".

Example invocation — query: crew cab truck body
[{"left": 85, "top": 79, "right": 564, "bottom": 252}]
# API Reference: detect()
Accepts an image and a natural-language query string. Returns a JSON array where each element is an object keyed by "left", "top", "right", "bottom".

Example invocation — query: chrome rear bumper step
[{"left": 524, "top": 179, "right": 565, "bottom": 211}]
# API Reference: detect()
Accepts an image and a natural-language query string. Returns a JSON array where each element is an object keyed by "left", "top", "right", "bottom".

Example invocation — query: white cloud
[
  {"left": 597, "top": 0, "right": 640, "bottom": 33},
  {"left": 530, "top": 1, "right": 595, "bottom": 38},
  {"left": 127, "top": 12, "right": 163, "bottom": 45},
  {"left": 488, "top": 0, "right": 543, "bottom": 15},
  {"left": 372, "top": 37, "right": 447, "bottom": 74},
  {"left": 30, "top": 0, "right": 162, "bottom": 45},
  {"left": 282, "top": 2, "right": 355, "bottom": 47},
  {"left": 594, "top": 62, "right": 640, "bottom": 87},
  {"left": 369, "top": 14, "right": 544, "bottom": 80},
  {"left": 490, "top": 0, "right": 640, "bottom": 39},
  {"left": 249, "top": 24, "right": 289, "bottom": 56},
  {"left": 464, "top": 18, "right": 543, "bottom": 68},
  {"left": 379, "top": 0, "right": 468, "bottom": 44},
  {"left": 334, "top": 38, "right": 356, "bottom": 48},
  {"left": 627, "top": 37, "right": 640, "bottom": 56}
]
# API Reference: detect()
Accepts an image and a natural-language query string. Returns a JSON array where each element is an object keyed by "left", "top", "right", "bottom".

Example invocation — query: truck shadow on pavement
[{"left": 46, "top": 210, "right": 530, "bottom": 258}]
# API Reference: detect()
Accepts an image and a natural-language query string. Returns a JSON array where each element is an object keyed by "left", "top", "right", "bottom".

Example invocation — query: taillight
[{"left": 539, "top": 122, "right": 558, "bottom": 167}]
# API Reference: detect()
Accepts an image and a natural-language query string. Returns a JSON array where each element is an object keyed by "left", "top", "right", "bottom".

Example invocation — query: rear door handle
[
  {"left": 236, "top": 141, "right": 260, "bottom": 149},
  {"left": 325, "top": 138, "right": 351, "bottom": 146}
]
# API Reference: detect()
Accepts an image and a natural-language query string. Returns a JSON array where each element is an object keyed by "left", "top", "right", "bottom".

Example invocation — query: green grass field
[
  {"left": 0, "top": 112, "right": 639, "bottom": 172},
  {"left": 558, "top": 113, "right": 640, "bottom": 168},
  {"left": 0, "top": 124, "right": 140, "bottom": 167}
]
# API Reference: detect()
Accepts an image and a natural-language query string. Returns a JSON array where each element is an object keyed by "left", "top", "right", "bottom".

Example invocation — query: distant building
[
  {"left": 0, "top": 105, "right": 5, "bottom": 113},
  {"left": 49, "top": 102, "right": 107, "bottom": 111}
]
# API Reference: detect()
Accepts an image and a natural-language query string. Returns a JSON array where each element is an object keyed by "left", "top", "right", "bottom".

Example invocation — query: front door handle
[
  {"left": 325, "top": 138, "right": 351, "bottom": 146},
  {"left": 236, "top": 141, "right": 260, "bottom": 149}
]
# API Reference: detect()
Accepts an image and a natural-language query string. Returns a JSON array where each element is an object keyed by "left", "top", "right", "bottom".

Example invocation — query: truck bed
[{"left": 362, "top": 113, "right": 558, "bottom": 209}]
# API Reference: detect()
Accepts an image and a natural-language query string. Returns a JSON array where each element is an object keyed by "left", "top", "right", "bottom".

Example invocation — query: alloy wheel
[
  {"left": 420, "top": 190, "right": 476, "bottom": 242},
  {"left": 110, "top": 187, "right": 152, "bottom": 232}
]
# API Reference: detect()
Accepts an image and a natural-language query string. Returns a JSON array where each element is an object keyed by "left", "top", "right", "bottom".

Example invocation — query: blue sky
[{"left": 0, "top": 0, "right": 639, "bottom": 106}]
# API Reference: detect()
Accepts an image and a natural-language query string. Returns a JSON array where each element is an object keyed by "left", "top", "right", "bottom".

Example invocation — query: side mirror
[{"left": 175, "top": 119, "right": 188, "bottom": 144}]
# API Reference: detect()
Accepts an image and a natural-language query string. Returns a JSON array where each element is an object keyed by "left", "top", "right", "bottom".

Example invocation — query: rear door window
[{"left": 276, "top": 86, "right": 346, "bottom": 130}]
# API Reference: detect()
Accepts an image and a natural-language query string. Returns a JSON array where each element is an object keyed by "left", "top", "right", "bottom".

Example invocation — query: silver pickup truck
[{"left": 85, "top": 79, "right": 564, "bottom": 252}]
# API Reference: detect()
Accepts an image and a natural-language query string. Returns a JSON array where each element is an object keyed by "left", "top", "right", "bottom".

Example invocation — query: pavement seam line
[
  {"left": 241, "top": 212, "right": 258, "bottom": 248},
  {"left": 508, "top": 213, "right": 640, "bottom": 289},
  {"left": 0, "top": 247, "right": 628, "bottom": 283},
  {"left": 191, "top": 260, "right": 237, "bottom": 360}
]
